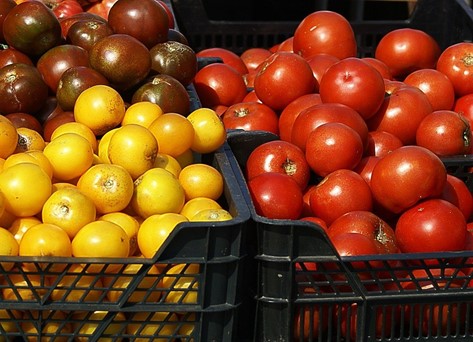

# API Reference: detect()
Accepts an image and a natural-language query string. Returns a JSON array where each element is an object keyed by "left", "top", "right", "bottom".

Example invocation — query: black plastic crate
[
  {"left": 169, "top": 0, "right": 473, "bottom": 56},
  {"left": 0, "top": 140, "right": 252, "bottom": 341},
  {"left": 227, "top": 130, "right": 473, "bottom": 341}
]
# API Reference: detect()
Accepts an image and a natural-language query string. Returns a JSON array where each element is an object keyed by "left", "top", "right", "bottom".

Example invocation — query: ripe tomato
[
  {"left": 187, "top": 107, "right": 226, "bottom": 154},
  {"left": 84, "top": 0, "right": 118, "bottom": 20},
  {"left": 278, "top": 93, "right": 322, "bottom": 142},
  {"left": 319, "top": 57, "right": 386, "bottom": 120},
  {"left": 194, "top": 63, "right": 248, "bottom": 108},
  {"left": 196, "top": 47, "right": 248, "bottom": 75},
  {"left": 395, "top": 199, "right": 467, "bottom": 254},
  {"left": 240, "top": 47, "right": 272, "bottom": 74},
  {"left": 361, "top": 57, "right": 393, "bottom": 80},
  {"left": 366, "top": 86, "right": 433, "bottom": 145},
  {"left": 403, "top": 68, "right": 455, "bottom": 111},
  {"left": 247, "top": 172, "right": 303, "bottom": 220},
  {"left": 436, "top": 42, "right": 473, "bottom": 97},
  {"left": 246, "top": 139, "right": 310, "bottom": 190},
  {"left": 306, "top": 53, "right": 340, "bottom": 88},
  {"left": 290, "top": 102, "right": 368, "bottom": 153},
  {"left": 364, "top": 131, "right": 403, "bottom": 157},
  {"left": 99, "top": 212, "right": 139, "bottom": 256},
  {"left": 454, "top": 93, "right": 473, "bottom": 129},
  {"left": 305, "top": 122, "right": 364, "bottom": 177},
  {"left": 178, "top": 163, "right": 224, "bottom": 201},
  {"left": 370, "top": 145, "right": 447, "bottom": 214},
  {"left": 293, "top": 10, "right": 357, "bottom": 60},
  {"left": 374, "top": 28, "right": 441, "bottom": 79},
  {"left": 309, "top": 169, "right": 373, "bottom": 225},
  {"left": 415, "top": 110, "right": 471, "bottom": 156},
  {"left": 441, "top": 174, "right": 473, "bottom": 221},
  {"left": 222, "top": 101, "right": 279, "bottom": 135},
  {"left": 253, "top": 51, "right": 316, "bottom": 111},
  {"left": 0, "top": 115, "right": 19, "bottom": 159},
  {"left": 44, "top": 0, "right": 84, "bottom": 19},
  {"left": 0, "top": 228, "right": 18, "bottom": 271},
  {"left": 353, "top": 155, "right": 379, "bottom": 185}
]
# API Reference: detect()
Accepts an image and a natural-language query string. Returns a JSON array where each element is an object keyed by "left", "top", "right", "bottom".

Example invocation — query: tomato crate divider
[
  {"left": 0, "top": 137, "right": 253, "bottom": 341},
  {"left": 227, "top": 130, "right": 473, "bottom": 341},
  {"left": 169, "top": 0, "right": 473, "bottom": 56}
]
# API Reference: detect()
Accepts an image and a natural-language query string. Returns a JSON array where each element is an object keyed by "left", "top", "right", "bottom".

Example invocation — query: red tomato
[
  {"left": 441, "top": 174, "right": 473, "bottom": 221},
  {"left": 5, "top": 112, "right": 42, "bottom": 134},
  {"left": 156, "top": 0, "right": 174, "bottom": 29},
  {"left": 374, "top": 28, "right": 441, "bottom": 79},
  {"left": 436, "top": 42, "right": 473, "bottom": 97},
  {"left": 364, "top": 130, "right": 403, "bottom": 158},
  {"left": 278, "top": 93, "right": 322, "bottom": 142},
  {"left": 241, "top": 89, "right": 261, "bottom": 103},
  {"left": 305, "top": 122, "right": 364, "bottom": 177},
  {"left": 309, "top": 169, "right": 373, "bottom": 225},
  {"left": 353, "top": 155, "right": 380, "bottom": 185},
  {"left": 361, "top": 57, "right": 393, "bottom": 80},
  {"left": 253, "top": 51, "right": 316, "bottom": 111},
  {"left": 196, "top": 47, "right": 248, "bottom": 75},
  {"left": 247, "top": 172, "right": 303, "bottom": 220},
  {"left": 221, "top": 101, "right": 279, "bottom": 135},
  {"left": 454, "top": 93, "right": 473, "bottom": 129},
  {"left": 290, "top": 102, "right": 368, "bottom": 153},
  {"left": 328, "top": 210, "right": 398, "bottom": 254},
  {"left": 246, "top": 140, "right": 311, "bottom": 190},
  {"left": 370, "top": 146, "right": 447, "bottom": 215},
  {"left": 299, "top": 216, "right": 328, "bottom": 232},
  {"left": 395, "top": 199, "right": 467, "bottom": 254},
  {"left": 84, "top": 0, "right": 117, "bottom": 20},
  {"left": 240, "top": 47, "right": 272, "bottom": 74},
  {"left": 194, "top": 63, "right": 248, "bottom": 108},
  {"left": 416, "top": 110, "right": 471, "bottom": 156},
  {"left": 0, "top": 47, "right": 34, "bottom": 68},
  {"left": 305, "top": 53, "right": 340, "bottom": 89},
  {"left": 329, "top": 233, "right": 382, "bottom": 269},
  {"left": 44, "top": 0, "right": 84, "bottom": 19},
  {"left": 293, "top": 10, "right": 357, "bottom": 60},
  {"left": 319, "top": 57, "right": 386, "bottom": 120},
  {"left": 301, "top": 184, "right": 317, "bottom": 217},
  {"left": 366, "top": 86, "right": 433, "bottom": 145},
  {"left": 403, "top": 68, "right": 455, "bottom": 111},
  {"left": 276, "top": 36, "right": 294, "bottom": 52}
]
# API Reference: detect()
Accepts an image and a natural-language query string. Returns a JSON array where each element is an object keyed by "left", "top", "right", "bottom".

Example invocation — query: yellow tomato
[
  {"left": 122, "top": 101, "right": 163, "bottom": 127},
  {"left": 190, "top": 208, "right": 233, "bottom": 222},
  {"left": 187, "top": 108, "right": 226, "bottom": 153},
  {"left": 0, "top": 115, "right": 18, "bottom": 159},
  {"left": 148, "top": 113, "right": 194, "bottom": 157},
  {"left": 14, "top": 127, "right": 45, "bottom": 152},
  {"left": 43, "top": 132, "right": 94, "bottom": 181},
  {"left": 42, "top": 187, "right": 97, "bottom": 239},
  {"left": 180, "top": 197, "right": 222, "bottom": 220},
  {"left": 50, "top": 121, "right": 99, "bottom": 154},
  {"left": 153, "top": 153, "right": 182, "bottom": 178},
  {"left": 0, "top": 227, "right": 19, "bottom": 271},
  {"left": 137, "top": 213, "right": 188, "bottom": 259},
  {"left": 131, "top": 168, "right": 185, "bottom": 219},
  {"left": 97, "top": 127, "right": 119, "bottom": 164},
  {"left": 0, "top": 162, "right": 52, "bottom": 217},
  {"left": 74, "top": 84, "right": 126, "bottom": 136},
  {"left": 77, "top": 163, "right": 134, "bottom": 214},
  {"left": 174, "top": 148, "right": 194, "bottom": 168},
  {"left": 98, "top": 212, "right": 140, "bottom": 256},
  {"left": 8, "top": 216, "right": 42, "bottom": 243},
  {"left": 178, "top": 163, "right": 224, "bottom": 201},
  {"left": 126, "top": 312, "right": 179, "bottom": 342},
  {"left": 4, "top": 150, "right": 54, "bottom": 179},
  {"left": 108, "top": 124, "right": 159, "bottom": 180}
]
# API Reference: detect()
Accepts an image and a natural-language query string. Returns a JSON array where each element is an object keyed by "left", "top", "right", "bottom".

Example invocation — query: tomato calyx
[
  {"left": 461, "top": 54, "right": 473, "bottom": 67},
  {"left": 282, "top": 158, "right": 297, "bottom": 176},
  {"left": 232, "top": 108, "right": 250, "bottom": 118},
  {"left": 374, "top": 219, "right": 395, "bottom": 248}
]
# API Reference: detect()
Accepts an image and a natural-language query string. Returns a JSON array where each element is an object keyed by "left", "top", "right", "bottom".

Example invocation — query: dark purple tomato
[
  {"left": 132, "top": 74, "right": 191, "bottom": 115},
  {"left": 0, "top": 47, "right": 34, "bottom": 68},
  {"left": 107, "top": 0, "right": 169, "bottom": 49},
  {"left": 167, "top": 29, "right": 189, "bottom": 45},
  {"left": 149, "top": 41, "right": 197, "bottom": 86},
  {"left": 3, "top": 1, "right": 62, "bottom": 57},
  {"left": 56, "top": 66, "right": 109, "bottom": 111},
  {"left": 88, "top": 33, "right": 151, "bottom": 92},
  {"left": 0, "top": 63, "right": 49, "bottom": 115},
  {"left": 66, "top": 19, "right": 114, "bottom": 52}
]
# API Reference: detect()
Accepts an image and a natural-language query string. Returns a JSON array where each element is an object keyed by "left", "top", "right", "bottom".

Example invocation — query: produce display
[{"left": 0, "top": 0, "right": 251, "bottom": 340}]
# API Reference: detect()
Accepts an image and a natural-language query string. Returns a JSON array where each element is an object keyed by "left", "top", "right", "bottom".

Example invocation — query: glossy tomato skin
[
  {"left": 441, "top": 174, "right": 473, "bottom": 221},
  {"left": 361, "top": 57, "right": 393, "bottom": 80},
  {"left": 395, "top": 199, "right": 467, "bottom": 254},
  {"left": 436, "top": 42, "right": 473, "bottom": 97},
  {"left": 0, "top": 48, "right": 33, "bottom": 68},
  {"left": 194, "top": 63, "right": 247, "bottom": 108},
  {"left": 353, "top": 155, "right": 380, "bottom": 185},
  {"left": 366, "top": 86, "right": 433, "bottom": 145},
  {"left": 364, "top": 130, "right": 403, "bottom": 158},
  {"left": 305, "top": 122, "right": 364, "bottom": 177},
  {"left": 222, "top": 101, "right": 279, "bottom": 135},
  {"left": 254, "top": 51, "right": 316, "bottom": 111},
  {"left": 306, "top": 53, "right": 340, "bottom": 88},
  {"left": 278, "top": 93, "right": 322, "bottom": 142},
  {"left": 374, "top": 28, "right": 441, "bottom": 79},
  {"left": 246, "top": 140, "right": 311, "bottom": 190},
  {"left": 403, "top": 68, "right": 455, "bottom": 111},
  {"left": 293, "top": 10, "right": 356, "bottom": 60},
  {"left": 319, "top": 57, "right": 386, "bottom": 120},
  {"left": 454, "top": 93, "right": 473, "bottom": 129},
  {"left": 3, "top": 1, "right": 62, "bottom": 57},
  {"left": 196, "top": 47, "right": 248, "bottom": 75},
  {"left": 415, "top": 110, "right": 471, "bottom": 156},
  {"left": 248, "top": 172, "right": 303, "bottom": 220},
  {"left": 291, "top": 102, "right": 368, "bottom": 153},
  {"left": 59, "top": 11, "right": 107, "bottom": 38},
  {"left": 0, "top": 0, "right": 16, "bottom": 43},
  {"left": 107, "top": 0, "right": 169, "bottom": 48},
  {"left": 240, "top": 47, "right": 272, "bottom": 74},
  {"left": 66, "top": 18, "right": 114, "bottom": 51},
  {"left": 370, "top": 146, "right": 447, "bottom": 214},
  {"left": 309, "top": 169, "right": 373, "bottom": 225},
  {"left": 47, "top": 0, "right": 84, "bottom": 19},
  {"left": 0, "top": 63, "right": 49, "bottom": 115},
  {"left": 36, "top": 44, "right": 90, "bottom": 93}
]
